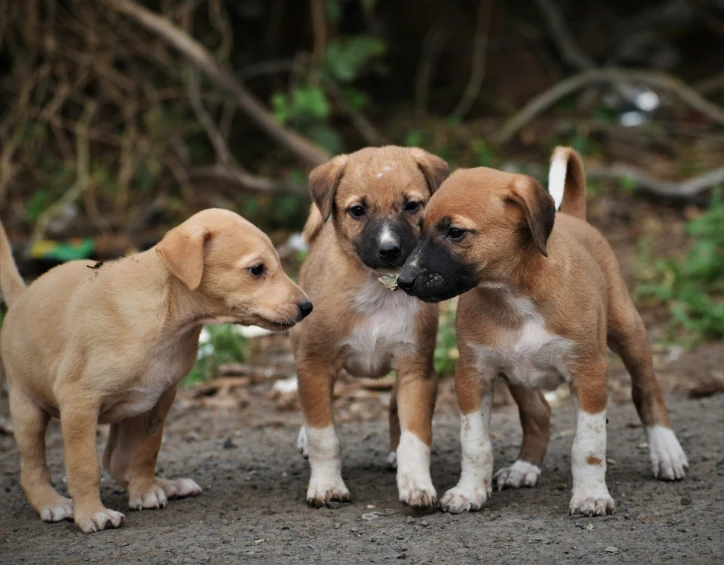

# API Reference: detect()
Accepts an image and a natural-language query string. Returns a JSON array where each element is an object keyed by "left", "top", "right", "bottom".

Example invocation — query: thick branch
[
  {"left": 103, "top": 0, "right": 330, "bottom": 166},
  {"left": 588, "top": 164, "right": 724, "bottom": 199},
  {"left": 499, "top": 68, "right": 724, "bottom": 143}
]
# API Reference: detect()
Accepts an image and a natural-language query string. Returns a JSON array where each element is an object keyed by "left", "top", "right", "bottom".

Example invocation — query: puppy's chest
[
  {"left": 343, "top": 280, "right": 419, "bottom": 378},
  {"left": 472, "top": 301, "right": 575, "bottom": 389}
]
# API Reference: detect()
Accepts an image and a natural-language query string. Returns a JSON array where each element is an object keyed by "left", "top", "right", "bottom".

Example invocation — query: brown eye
[
  {"left": 249, "top": 264, "right": 264, "bottom": 276},
  {"left": 448, "top": 228, "right": 465, "bottom": 241},
  {"left": 348, "top": 205, "right": 366, "bottom": 218},
  {"left": 404, "top": 201, "right": 421, "bottom": 213}
]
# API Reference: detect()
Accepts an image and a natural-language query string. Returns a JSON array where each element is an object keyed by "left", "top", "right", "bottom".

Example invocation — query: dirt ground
[{"left": 1, "top": 386, "right": 722, "bottom": 565}]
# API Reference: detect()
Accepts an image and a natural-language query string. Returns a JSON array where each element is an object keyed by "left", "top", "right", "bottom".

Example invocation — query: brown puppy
[
  {"left": 291, "top": 146, "right": 448, "bottom": 508},
  {"left": 0, "top": 209, "right": 312, "bottom": 533},
  {"left": 398, "top": 147, "right": 687, "bottom": 516}
]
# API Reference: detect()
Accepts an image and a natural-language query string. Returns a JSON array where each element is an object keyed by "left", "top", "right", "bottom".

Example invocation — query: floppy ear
[
  {"left": 308, "top": 154, "right": 349, "bottom": 222},
  {"left": 506, "top": 176, "right": 556, "bottom": 257},
  {"left": 156, "top": 224, "right": 210, "bottom": 290},
  {"left": 408, "top": 147, "right": 449, "bottom": 193}
]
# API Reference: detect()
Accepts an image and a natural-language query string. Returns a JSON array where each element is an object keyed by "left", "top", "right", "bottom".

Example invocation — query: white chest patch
[
  {"left": 344, "top": 277, "right": 419, "bottom": 378},
  {"left": 473, "top": 294, "right": 574, "bottom": 389}
]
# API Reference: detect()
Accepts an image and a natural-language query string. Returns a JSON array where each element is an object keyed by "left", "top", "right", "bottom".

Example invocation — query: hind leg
[
  {"left": 494, "top": 382, "right": 550, "bottom": 490},
  {"left": 9, "top": 387, "right": 73, "bottom": 522},
  {"left": 608, "top": 298, "right": 688, "bottom": 480},
  {"left": 387, "top": 380, "right": 401, "bottom": 469},
  {"left": 103, "top": 386, "right": 201, "bottom": 510}
]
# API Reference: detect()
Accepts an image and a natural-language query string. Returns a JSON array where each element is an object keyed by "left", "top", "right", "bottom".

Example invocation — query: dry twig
[
  {"left": 588, "top": 164, "right": 724, "bottom": 199},
  {"left": 499, "top": 68, "right": 724, "bottom": 143}
]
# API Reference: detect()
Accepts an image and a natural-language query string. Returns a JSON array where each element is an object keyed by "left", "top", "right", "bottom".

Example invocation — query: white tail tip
[{"left": 548, "top": 149, "right": 567, "bottom": 210}]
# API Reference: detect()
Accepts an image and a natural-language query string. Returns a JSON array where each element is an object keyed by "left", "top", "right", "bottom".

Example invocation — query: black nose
[
  {"left": 397, "top": 272, "right": 415, "bottom": 291},
  {"left": 378, "top": 243, "right": 401, "bottom": 259},
  {"left": 298, "top": 300, "right": 314, "bottom": 318}
]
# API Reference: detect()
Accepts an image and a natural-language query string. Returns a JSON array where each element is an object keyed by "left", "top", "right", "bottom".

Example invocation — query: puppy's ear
[
  {"left": 308, "top": 154, "right": 349, "bottom": 222},
  {"left": 408, "top": 147, "right": 449, "bottom": 193},
  {"left": 506, "top": 176, "right": 556, "bottom": 257},
  {"left": 156, "top": 224, "right": 210, "bottom": 290}
]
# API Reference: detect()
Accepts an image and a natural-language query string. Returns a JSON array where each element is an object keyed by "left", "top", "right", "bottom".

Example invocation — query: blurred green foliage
[
  {"left": 635, "top": 191, "right": 724, "bottom": 340},
  {"left": 183, "top": 325, "right": 248, "bottom": 387}
]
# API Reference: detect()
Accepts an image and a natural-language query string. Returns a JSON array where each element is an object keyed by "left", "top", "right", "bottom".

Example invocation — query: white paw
[
  {"left": 306, "top": 476, "right": 350, "bottom": 508},
  {"left": 158, "top": 478, "right": 203, "bottom": 499},
  {"left": 647, "top": 426, "right": 688, "bottom": 481},
  {"left": 387, "top": 451, "right": 397, "bottom": 469},
  {"left": 493, "top": 460, "right": 541, "bottom": 490},
  {"left": 440, "top": 483, "right": 491, "bottom": 514},
  {"left": 75, "top": 508, "right": 125, "bottom": 534},
  {"left": 297, "top": 426, "right": 309, "bottom": 458},
  {"left": 129, "top": 483, "right": 168, "bottom": 510},
  {"left": 570, "top": 487, "right": 615, "bottom": 516},
  {"left": 39, "top": 497, "right": 73, "bottom": 522},
  {"left": 398, "top": 470, "right": 436, "bottom": 508}
]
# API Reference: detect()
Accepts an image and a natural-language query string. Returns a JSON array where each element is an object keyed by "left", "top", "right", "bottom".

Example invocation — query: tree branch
[
  {"left": 499, "top": 68, "right": 724, "bottom": 143},
  {"left": 102, "top": 0, "right": 330, "bottom": 166},
  {"left": 588, "top": 164, "right": 724, "bottom": 199}
]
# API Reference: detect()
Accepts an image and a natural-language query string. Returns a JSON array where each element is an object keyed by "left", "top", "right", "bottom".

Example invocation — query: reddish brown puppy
[
  {"left": 398, "top": 147, "right": 688, "bottom": 516},
  {"left": 291, "top": 146, "right": 448, "bottom": 508}
]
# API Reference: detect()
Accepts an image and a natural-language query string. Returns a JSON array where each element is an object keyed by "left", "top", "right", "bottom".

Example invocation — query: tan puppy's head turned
[
  {"left": 397, "top": 167, "right": 556, "bottom": 302},
  {"left": 157, "top": 208, "right": 312, "bottom": 331},
  {"left": 308, "top": 146, "right": 449, "bottom": 271}
]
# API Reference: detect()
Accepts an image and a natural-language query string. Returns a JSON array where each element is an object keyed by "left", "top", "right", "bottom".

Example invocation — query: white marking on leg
[
  {"left": 646, "top": 425, "right": 688, "bottom": 480},
  {"left": 569, "top": 409, "right": 614, "bottom": 516},
  {"left": 297, "top": 425, "right": 309, "bottom": 458},
  {"left": 386, "top": 451, "right": 397, "bottom": 469},
  {"left": 305, "top": 425, "right": 349, "bottom": 506},
  {"left": 493, "top": 460, "right": 541, "bottom": 490},
  {"left": 396, "top": 431, "right": 436, "bottom": 507},
  {"left": 548, "top": 148, "right": 568, "bottom": 210},
  {"left": 440, "top": 394, "right": 493, "bottom": 513}
]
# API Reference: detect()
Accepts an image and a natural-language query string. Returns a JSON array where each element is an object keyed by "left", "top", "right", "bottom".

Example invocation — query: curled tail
[
  {"left": 0, "top": 217, "right": 26, "bottom": 307},
  {"left": 302, "top": 204, "right": 325, "bottom": 244},
  {"left": 548, "top": 146, "right": 587, "bottom": 220}
]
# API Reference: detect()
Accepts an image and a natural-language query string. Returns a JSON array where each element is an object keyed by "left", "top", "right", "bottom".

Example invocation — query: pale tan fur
[
  {"left": 0, "top": 208, "right": 310, "bottom": 533},
  {"left": 292, "top": 146, "right": 448, "bottom": 508}
]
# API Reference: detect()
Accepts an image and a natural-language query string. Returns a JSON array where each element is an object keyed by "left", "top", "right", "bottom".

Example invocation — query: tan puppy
[
  {"left": 398, "top": 147, "right": 688, "bottom": 516},
  {"left": 0, "top": 209, "right": 312, "bottom": 533},
  {"left": 291, "top": 146, "right": 449, "bottom": 508}
]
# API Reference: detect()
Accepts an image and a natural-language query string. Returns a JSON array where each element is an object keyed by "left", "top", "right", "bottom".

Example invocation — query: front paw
[
  {"left": 306, "top": 476, "right": 350, "bottom": 508},
  {"left": 128, "top": 478, "right": 201, "bottom": 510},
  {"left": 569, "top": 488, "right": 615, "bottom": 516},
  {"left": 74, "top": 506, "right": 125, "bottom": 534},
  {"left": 493, "top": 460, "right": 541, "bottom": 491},
  {"left": 397, "top": 470, "right": 436, "bottom": 508},
  {"left": 440, "top": 483, "right": 491, "bottom": 514}
]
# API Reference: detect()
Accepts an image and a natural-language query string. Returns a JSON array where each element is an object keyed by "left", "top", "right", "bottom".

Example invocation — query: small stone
[
  {"left": 350, "top": 527, "right": 359, "bottom": 533},
  {"left": 680, "top": 496, "right": 691, "bottom": 506},
  {"left": 605, "top": 546, "right": 619, "bottom": 553},
  {"left": 555, "top": 483, "right": 567, "bottom": 490},
  {"left": 607, "top": 458, "right": 617, "bottom": 466},
  {"left": 395, "top": 534, "right": 405, "bottom": 540},
  {"left": 223, "top": 438, "right": 235, "bottom": 449},
  {"left": 637, "top": 442, "right": 648, "bottom": 449},
  {"left": 420, "top": 520, "right": 430, "bottom": 527},
  {"left": 586, "top": 523, "right": 594, "bottom": 531}
]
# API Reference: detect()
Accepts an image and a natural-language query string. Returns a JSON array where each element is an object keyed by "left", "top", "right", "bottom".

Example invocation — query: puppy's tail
[
  {"left": 302, "top": 204, "right": 325, "bottom": 244},
  {"left": 548, "top": 146, "right": 587, "bottom": 220},
  {"left": 0, "top": 217, "right": 25, "bottom": 308}
]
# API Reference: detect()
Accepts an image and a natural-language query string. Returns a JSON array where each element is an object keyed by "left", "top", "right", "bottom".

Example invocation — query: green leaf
[{"left": 325, "top": 36, "right": 386, "bottom": 83}]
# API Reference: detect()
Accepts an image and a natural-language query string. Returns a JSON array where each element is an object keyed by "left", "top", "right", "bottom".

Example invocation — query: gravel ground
[{"left": 1, "top": 393, "right": 722, "bottom": 565}]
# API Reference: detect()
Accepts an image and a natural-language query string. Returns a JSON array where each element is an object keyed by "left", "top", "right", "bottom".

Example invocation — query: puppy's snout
[
  {"left": 397, "top": 271, "right": 415, "bottom": 292},
  {"left": 378, "top": 242, "right": 401, "bottom": 259},
  {"left": 298, "top": 299, "right": 314, "bottom": 319}
]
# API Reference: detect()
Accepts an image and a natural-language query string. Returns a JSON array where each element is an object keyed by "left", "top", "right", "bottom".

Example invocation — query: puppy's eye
[
  {"left": 348, "top": 205, "right": 366, "bottom": 218},
  {"left": 248, "top": 264, "right": 265, "bottom": 276},
  {"left": 404, "top": 201, "right": 421, "bottom": 213},
  {"left": 448, "top": 227, "right": 466, "bottom": 241}
]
